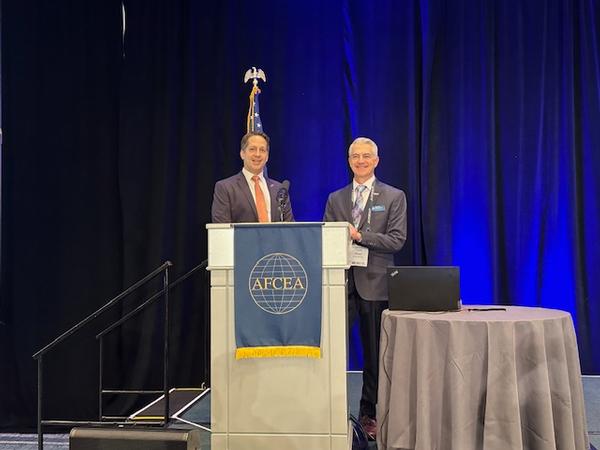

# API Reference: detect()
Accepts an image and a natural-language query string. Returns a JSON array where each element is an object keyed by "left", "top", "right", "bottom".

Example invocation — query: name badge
[
  {"left": 350, "top": 244, "right": 369, "bottom": 267},
  {"left": 371, "top": 205, "right": 385, "bottom": 212}
]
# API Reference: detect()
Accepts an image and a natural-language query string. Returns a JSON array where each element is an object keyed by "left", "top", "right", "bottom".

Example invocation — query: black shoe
[{"left": 359, "top": 415, "right": 377, "bottom": 440}]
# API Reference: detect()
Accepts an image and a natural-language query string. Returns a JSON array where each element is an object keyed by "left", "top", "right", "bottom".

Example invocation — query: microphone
[
  {"left": 277, "top": 180, "right": 290, "bottom": 221},
  {"left": 277, "top": 180, "right": 290, "bottom": 201}
]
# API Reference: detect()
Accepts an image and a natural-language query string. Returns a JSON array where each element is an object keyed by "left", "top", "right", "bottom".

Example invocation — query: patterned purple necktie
[{"left": 352, "top": 185, "right": 368, "bottom": 227}]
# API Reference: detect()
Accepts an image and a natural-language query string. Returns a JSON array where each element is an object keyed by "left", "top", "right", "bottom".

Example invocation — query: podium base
[{"left": 211, "top": 432, "right": 350, "bottom": 450}]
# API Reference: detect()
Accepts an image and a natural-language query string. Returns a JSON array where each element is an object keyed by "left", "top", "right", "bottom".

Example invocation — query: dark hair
[{"left": 240, "top": 131, "right": 270, "bottom": 151}]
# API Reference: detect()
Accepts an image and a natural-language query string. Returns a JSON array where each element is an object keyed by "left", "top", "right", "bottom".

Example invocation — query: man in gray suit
[
  {"left": 324, "top": 137, "right": 406, "bottom": 439},
  {"left": 211, "top": 131, "right": 294, "bottom": 223}
]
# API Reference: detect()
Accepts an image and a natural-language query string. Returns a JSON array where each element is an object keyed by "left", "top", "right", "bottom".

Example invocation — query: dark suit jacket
[
  {"left": 211, "top": 172, "right": 294, "bottom": 223},
  {"left": 323, "top": 179, "right": 406, "bottom": 300}
]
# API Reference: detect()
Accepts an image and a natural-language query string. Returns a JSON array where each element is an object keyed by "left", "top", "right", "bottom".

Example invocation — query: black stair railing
[
  {"left": 95, "top": 259, "right": 208, "bottom": 425},
  {"left": 31, "top": 259, "right": 208, "bottom": 450}
]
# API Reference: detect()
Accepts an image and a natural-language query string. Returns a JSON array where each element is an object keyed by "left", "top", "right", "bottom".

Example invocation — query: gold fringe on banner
[{"left": 236, "top": 345, "right": 321, "bottom": 360}]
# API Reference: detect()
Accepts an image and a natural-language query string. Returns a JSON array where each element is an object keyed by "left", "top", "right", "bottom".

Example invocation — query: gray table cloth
[{"left": 377, "top": 306, "right": 589, "bottom": 450}]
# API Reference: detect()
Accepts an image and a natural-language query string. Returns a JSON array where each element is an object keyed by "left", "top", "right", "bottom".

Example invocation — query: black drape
[
  {"left": 1, "top": 0, "right": 124, "bottom": 428},
  {"left": 2, "top": 0, "right": 600, "bottom": 430}
]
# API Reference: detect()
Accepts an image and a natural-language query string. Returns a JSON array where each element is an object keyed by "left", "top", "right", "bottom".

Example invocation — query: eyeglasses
[{"left": 350, "top": 153, "right": 375, "bottom": 161}]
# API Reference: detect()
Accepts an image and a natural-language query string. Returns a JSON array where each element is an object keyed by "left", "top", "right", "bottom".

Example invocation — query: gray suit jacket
[
  {"left": 323, "top": 179, "right": 406, "bottom": 300},
  {"left": 211, "top": 172, "right": 294, "bottom": 223}
]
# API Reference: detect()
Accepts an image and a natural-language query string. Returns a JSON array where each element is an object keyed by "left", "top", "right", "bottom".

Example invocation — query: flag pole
[{"left": 243, "top": 67, "right": 266, "bottom": 133}]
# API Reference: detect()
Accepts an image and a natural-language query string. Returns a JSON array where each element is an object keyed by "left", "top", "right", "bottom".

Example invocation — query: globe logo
[{"left": 249, "top": 253, "right": 308, "bottom": 315}]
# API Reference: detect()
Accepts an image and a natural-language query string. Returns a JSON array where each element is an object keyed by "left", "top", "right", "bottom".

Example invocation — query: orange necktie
[{"left": 252, "top": 175, "right": 269, "bottom": 222}]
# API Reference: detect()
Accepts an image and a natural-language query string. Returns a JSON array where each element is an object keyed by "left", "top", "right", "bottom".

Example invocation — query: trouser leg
[{"left": 358, "top": 299, "right": 387, "bottom": 419}]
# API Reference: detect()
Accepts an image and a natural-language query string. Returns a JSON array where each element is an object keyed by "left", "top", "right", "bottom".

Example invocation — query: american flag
[{"left": 247, "top": 85, "right": 263, "bottom": 132}]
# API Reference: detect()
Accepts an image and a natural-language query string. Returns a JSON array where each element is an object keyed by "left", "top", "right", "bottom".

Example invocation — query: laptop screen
[{"left": 387, "top": 266, "right": 461, "bottom": 312}]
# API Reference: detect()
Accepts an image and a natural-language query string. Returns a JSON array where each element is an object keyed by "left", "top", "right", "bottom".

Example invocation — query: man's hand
[{"left": 349, "top": 225, "right": 362, "bottom": 242}]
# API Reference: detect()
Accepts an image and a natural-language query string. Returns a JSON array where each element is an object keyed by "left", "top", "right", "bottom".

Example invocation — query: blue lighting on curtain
[
  {"left": 168, "top": 0, "right": 600, "bottom": 371},
  {"left": 254, "top": 0, "right": 600, "bottom": 372}
]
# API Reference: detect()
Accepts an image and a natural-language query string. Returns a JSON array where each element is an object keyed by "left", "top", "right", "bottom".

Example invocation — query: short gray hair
[{"left": 348, "top": 137, "right": 378, "bottom": 157}]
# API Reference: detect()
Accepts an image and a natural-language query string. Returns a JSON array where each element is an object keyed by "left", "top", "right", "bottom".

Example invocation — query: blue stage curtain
[
  {"left": 2, "top": 0, "right": 600, "bottom": 430},
  {"left": 313, "top": 0, "right": 600, "bottom": 373}
]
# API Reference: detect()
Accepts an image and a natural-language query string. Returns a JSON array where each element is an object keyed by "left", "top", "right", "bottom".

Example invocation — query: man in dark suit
[
  {"left": 324, "top": 137, "right": 407, "bottom": 439},
  {"left": 211, "top": 131, "right": 294, "bottom": 223}
]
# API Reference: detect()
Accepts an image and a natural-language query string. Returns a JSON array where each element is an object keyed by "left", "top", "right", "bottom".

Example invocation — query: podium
[{"left": 206, "top": 222, "right": 351, "bottom": 450}]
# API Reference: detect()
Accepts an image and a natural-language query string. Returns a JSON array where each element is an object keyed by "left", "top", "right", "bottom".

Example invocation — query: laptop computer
[{"left": 387, "top": 266, "right": 461, "bottom": 312}]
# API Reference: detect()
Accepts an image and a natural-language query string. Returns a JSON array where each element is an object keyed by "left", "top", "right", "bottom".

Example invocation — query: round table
[{"left": 377, "top": 306, "right": 589, "bottom": 450}]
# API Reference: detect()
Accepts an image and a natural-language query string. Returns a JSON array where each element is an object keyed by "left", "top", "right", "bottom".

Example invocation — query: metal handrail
[
  {"left": 96, "top": 259, "right": 208, "bottom": 423},
  {"left": 96, "top": 260, "right": 208, "bottom": 339},
  {"left": 32, "top": 262, "right": 172, "bottom": 359},
  {"left": 32, "top": 261, "right": 172, "bottom": 450}
]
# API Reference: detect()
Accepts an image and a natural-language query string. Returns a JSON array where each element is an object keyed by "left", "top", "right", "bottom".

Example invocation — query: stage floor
[{"left": 1, "top": 373, "right": 599, "bottom": 449}]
